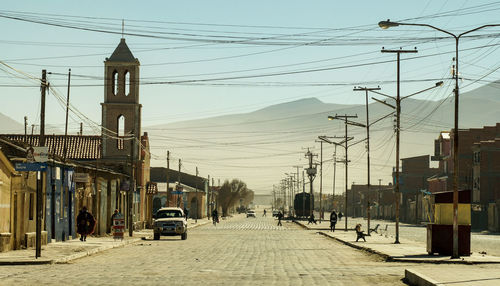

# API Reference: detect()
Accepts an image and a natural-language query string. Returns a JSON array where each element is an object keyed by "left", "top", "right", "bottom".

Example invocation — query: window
[
  {"left": 117, "top": 115, "right": 125, "bottom": 149},
  {"left": 125, "top": 70, "right": 130, "bottom": 96},
  {"left": 473, "top": 151, "right": 481, "bottom": 164},
  {"left": 112, "top": 70, "right": 118, "bottom": 95},
  {"left": 156, "top": 210, "right": 183, "bottom": 218}
]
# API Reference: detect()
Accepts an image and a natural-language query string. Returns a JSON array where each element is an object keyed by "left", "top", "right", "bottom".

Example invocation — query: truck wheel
[
  {"left": 154, "top": 233, "right": 160, "bottom": 240},
  {"left": 181, "top": 232, "right": 187, "bottom": 240}
]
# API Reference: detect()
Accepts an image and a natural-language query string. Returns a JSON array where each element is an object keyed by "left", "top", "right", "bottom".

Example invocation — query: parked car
[
  {"left": 272, "top": 210, "right": 279, "bottom": 217},
  {"left": 153, "top": 207, "right": 187, "bottom": 240},
  {"left": 246, "top": 210, "right": 256, "bottom": 218}
]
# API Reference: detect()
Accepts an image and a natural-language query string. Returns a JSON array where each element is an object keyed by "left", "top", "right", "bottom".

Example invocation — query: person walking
[
  {"left": 338, "top": 211, "right": 343, "bottom": 221},
  {"left": 329, "top": 211, "right": 338, "bottom": 232},
  {"left": 263, "top": 209, "right": 267, "bottom": 217},
  {"left": 77, "top": 206, "right": 95, "bottom": 241},
  {"left": 277, "top": 211, "right": 283, "bottom": 226},
  {"left": 184, "top": 207, "right": 189, "bottom": 220}
]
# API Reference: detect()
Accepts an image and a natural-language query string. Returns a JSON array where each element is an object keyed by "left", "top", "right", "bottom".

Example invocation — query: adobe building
[
  {"left": 472, "top": 138, "right": 500, "bottom": 231},
  {"left": 398, "top": 155, "right": 439, "bottom": 223},
  {"left": 429, "top": 123, "right": 500, "bottom": 230},
  {"left": 0, "top": 38, "right": 151, "bottom": 250},
  {"left": 150, "top": 167, "right": 207, "bottom": 223}
]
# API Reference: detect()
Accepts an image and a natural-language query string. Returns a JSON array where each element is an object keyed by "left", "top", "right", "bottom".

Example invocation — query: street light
[
  {"left": 379, "top": 19, "right": 500, "bottom": 258},
  {"left": 370, "top": 81, "right": 443, "bottom": 244},
  {"left": 326, "top": 115, "right": 357, "bottom": 231}
]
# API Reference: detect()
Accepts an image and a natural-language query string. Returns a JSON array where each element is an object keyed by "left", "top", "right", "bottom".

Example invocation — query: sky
[{"left": 2, "top": 1, "right": 500, "bottom": 193}]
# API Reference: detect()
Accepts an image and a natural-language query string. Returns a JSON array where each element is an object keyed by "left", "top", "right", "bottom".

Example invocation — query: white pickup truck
[{"left": 153, "top": 207, "right": 187, "bottom": 240}]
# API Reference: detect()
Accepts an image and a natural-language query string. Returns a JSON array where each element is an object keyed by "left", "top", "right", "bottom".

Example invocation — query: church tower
[{"left": 101, "top": 38, "right": 141, "bottom": 162}]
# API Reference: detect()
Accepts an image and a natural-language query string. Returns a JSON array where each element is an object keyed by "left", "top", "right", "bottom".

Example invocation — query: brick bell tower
[{"left": 101, "top": 38, "right": 141, "bottom": 163}]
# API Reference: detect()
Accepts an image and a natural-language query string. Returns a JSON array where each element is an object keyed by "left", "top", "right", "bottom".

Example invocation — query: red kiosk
[{"left": 112, "top": 212, "right": 125, "bottom": 240}]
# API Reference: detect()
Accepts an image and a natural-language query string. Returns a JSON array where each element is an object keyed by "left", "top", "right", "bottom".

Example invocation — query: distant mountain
[
  {"left": 0, "top": 113, "right": 24, "bottom": 133},
  {"left": 144, "top": 82, "right": 500, "bottom": 194},
  {"left": 461, "top": 80, "right": 500, "bottom": 103},
  {"left": 0, "top": 113, "right": 66, "bottom": 135}
]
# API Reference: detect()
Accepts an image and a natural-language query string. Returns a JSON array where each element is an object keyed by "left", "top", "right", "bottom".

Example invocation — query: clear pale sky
[{"left": 2, "top": 1, "right": 500, "bottom": 192}]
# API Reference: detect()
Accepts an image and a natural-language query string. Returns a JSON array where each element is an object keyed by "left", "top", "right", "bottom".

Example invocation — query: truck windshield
[{"left": 156, "top": 210, "right": 183, "bottom": 219}]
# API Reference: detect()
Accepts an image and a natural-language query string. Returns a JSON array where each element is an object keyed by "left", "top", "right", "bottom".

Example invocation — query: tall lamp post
[
  {"left": 379, "top": 19, "right": 500, "bottom": 258},
  {"left": 370, "top": 81, "right": 443, "bottom": 244}
]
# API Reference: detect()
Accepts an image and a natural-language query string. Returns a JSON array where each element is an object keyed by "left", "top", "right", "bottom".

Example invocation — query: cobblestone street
[{"left": 0, "top": 214, "right": 411, "bottom": 285}]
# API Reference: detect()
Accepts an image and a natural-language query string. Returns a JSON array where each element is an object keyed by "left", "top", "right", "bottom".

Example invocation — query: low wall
[
  {"left": 0, "top": 232, "right": 12, "bottom": 252},
  {"left": 24, "top": 231, "right": 48, "bottom": 248}
]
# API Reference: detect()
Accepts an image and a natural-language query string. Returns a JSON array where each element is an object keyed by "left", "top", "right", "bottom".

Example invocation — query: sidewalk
[
  {"left": 295, "top": 218, "right": 500, "bottom": 285},
  {"left": 0, "top": 218, "right": 211, "bottom": 265}
]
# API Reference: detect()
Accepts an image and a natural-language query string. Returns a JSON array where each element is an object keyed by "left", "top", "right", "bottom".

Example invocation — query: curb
[
  {"left": 317, "top": 230, "right": 500, "bottom": 265},
  {"left": 295, "top": 221, "right": 500, "bottom": 265},
  {"left": 54, "top": 237, "right": 142, "bottom": 264},
  {"left": 0, "top": 237, "right": 142, "bottom": 266},
  {"left": 0, "top": 259, "right": 53, "bottom": 266},
  {"left": 405, "top": 269, "right": 444, "bottom": 286},
  {"left": 317, "top": 231, "right": 391, "bottom": 261},
  {"left": 188, "top": 220, "right": 211, "bottom": 229}
]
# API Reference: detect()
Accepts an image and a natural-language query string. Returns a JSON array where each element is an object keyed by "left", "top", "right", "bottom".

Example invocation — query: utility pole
[
  {"left": 293, "top": 165, "right": 302, "bottom": 217},
  {"left": 315, "top": 139, "right": 324, "bottom": 222},
  {"left": 318, "top": 137, "right": 339, "bottom": 213},
  {"left": 40, "top": 70, "right": 46, "bottom": 147},
  {"left": 195, "top": 166, "right": 198, "bottom": 223},
  {"left": 166, "top": 151, "right": 170, "bottom": 207},
  {"left": 36, "top": 69, "right": 47, "bottom": 258},
  {"left": 207, "top": 175, "right": 211, "bottom": 219},
  {"left": 302, "top": 169, "right": 305, "bottom": 217},
  {"left": 177, "top": 159, "right": 181, "bottom": 207},
  {"left": 327, "top": 115, "right": 357, "bottom": 231},
  {"left": 381, "top": 48, "right": 417, "bottom": 244},
  {"left": 305, "top": 149, "right": 317, "bottom": 217},
  {"left": 333, "top": 145, "right": 337, "bottom": 210},
  {"left": 381, "top": 48, "right": 417, "bottom": 243},
  {"left": 63, "top": 69, "right": 71, "bottom": 162},
  {"left": 353, "top": 86, "right": 380, "bottom": 234},
  {"left": 24, "top": 116, "right": 28, "bottom": 143},
  {"left": 370, "top": 47, "right": 441, "bottom": 244},
  {"left": 290, "top": 175, "right": 294, "bottom": 215},
  {"left": 208, "top": 175, "right": 212, "bottom": 218},
  {"left": 378, "top": 179, "right": 382, "bottom": 218},
  {"left": 212, "top": 177, "right": 216, "bottom": 210}
]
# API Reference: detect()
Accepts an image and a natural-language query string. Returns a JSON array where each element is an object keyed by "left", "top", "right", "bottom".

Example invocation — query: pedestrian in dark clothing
[
  {"left": 110, "top": 209, "right": 119, "bottom": 229},
  {"left": 330, "top": 211, "right": 338, "bottom": 232},
  {"left": 263, "top": 209, "right": 267, "bottom": 217},
  {"left": 212, "top": 209, "right": 219, "bottom": 225},
  {"left": 184, "top": 208, "right": 189, "bottom": 220},
  {"left": 277, "top": 211, "right": 283, "bottom": 226},
  {"left": 77, "top": 206, "right": 95, "bottom": 241},
  {"left": 307, "top": 213, "right": 317, "bottom": 225},
  {"left": 338, "top": 212, "right": 343, "bottom": 221}
]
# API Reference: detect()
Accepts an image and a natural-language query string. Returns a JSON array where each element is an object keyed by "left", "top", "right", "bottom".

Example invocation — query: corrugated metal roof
[{"left": 1, "top": 134, "right": 101, "bottom": 160}]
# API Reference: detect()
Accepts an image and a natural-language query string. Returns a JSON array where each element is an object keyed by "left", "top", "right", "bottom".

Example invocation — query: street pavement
[
  {"left": 0, "top": 213, "right": 412, "bottom": 285},
  {"left": 296, "top": 216, "right": 500, "bottom": 285},
  {"left": 2, "top": 212, "right": 499, "bottom": 285},
  {"left": 0, "top": 218, "right": 210, "bottom": 265}
]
